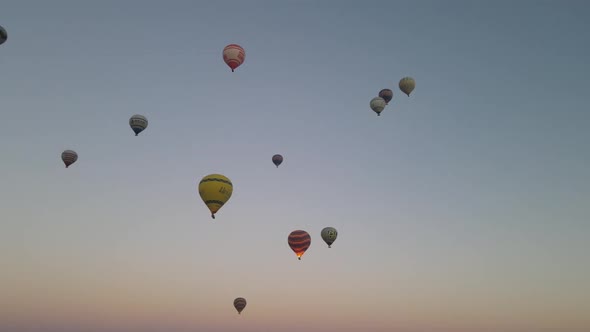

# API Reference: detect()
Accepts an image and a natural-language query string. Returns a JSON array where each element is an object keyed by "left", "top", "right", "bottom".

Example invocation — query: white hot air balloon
[
  {"left": 129, "top": 114, "right": 148, "bottom": 136},
  {"left": 370, "top": 97, "right": 387, "bottom": 116}
]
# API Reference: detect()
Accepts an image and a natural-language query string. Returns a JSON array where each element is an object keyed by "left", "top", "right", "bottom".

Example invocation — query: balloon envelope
[
  {"left": 272, "top": 154, "right": 283, "bottom": 167},
  {"left": 399, "top": 77, "right": 416, "bottom": 96},
  {"left": 0, "top": 25, "right": 6, "bottom": 45},
  {"left": 288, "top": 230, "right": 311, "bottom": 260},
  {"left": 223, "top": 44, "right": 245, "bottom": 72},
  {"left": 129, "top": 114, "right": 148, "bottom": 136},
  {"left": 234, "top": 297, "right": 247, "bottom": 314},
  {"left": 379, "top": 89, "right": 393, "bottom": 104},
  {"left": 370, "top": 97, "right": 387, "bottom": 116},
  {"left": 321, "top": 227, "right": 338, "bottom": 248},
  {"left": 198, "top": 174, "right": 233, "bottom": 219},
  {"left": 61, "top": 150, "right": 78, "bottom": 168}
]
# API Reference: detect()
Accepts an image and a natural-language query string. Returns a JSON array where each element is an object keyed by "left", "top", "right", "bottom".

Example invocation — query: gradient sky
[{"left": 1, "top": 1, "right": 589, "bottom": 331}]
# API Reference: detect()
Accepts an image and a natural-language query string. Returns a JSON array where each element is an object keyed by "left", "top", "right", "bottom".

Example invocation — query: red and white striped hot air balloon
[{"left": 222, "top": 44, "right": 245, "bottom": 72}]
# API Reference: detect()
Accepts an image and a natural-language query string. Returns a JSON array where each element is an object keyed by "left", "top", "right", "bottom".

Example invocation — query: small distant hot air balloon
[
  {"left": 288, "top": 230, "right": 311, "bottom": 260},
  {"left": 379, "top": 89, "right": 393, "bottom": 104},
  {"left": 272, "top": 154, "right": 283, "bottom": 168},
  {"left": 234, "top": 297, "right": 247, "bottom": 314},
  {"left": 198, "top": 174, "right": 233, "bottom": 219},
  {"left": 399, "top": 77, "right": 415, "bottom": 97},
  {"left": 223, "top": 44, "right": 245, "bottom": 72},
  {"left": 0, "top": 25, "right": 7, "bottom": 45},
  {"left": 129, "top": 114, "right": 148, "bottom": 136},
  {"left": 61, "top": 150, "right": 78, "bottom": 168},
  {"left": 321, "top": 227, "right": 338, "bottom": 248},
  {"left": 370, "top": 97, "right": 387, "bottom": 116}
]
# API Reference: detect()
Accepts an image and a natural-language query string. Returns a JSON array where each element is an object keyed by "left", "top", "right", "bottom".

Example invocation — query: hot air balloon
[
  {"left": 379, "top": 89, "right": 393, "bottom": 104},
  {"left": 399, "top": 77, "right": 415, "bottom": 97},
  {"left": 370, "top": 97, "right": 387, "bottom": 116},
  {"left": 129, "top": 114, "right": 148, "bottom": 136},
  {"left": 223, "top": 44, "right": 245, "bottom": 72},
  {"left": 321, "top": 227, "right": 338, "bottom": 248},
  {"left": 288, "top": 230, "right": 311, "bottom": 260},
  {"left": 198, "top": 174, "right": 233, "bottom": 219},
  {"left": 0, "top": 25, "right": 6, "bottom": 45},
  {"left": 61, "top": 150, "right": 78, "bottom": 168},
  {"left": 234, "top": 297, "right": 247, "bottom": 314},
  {"left": 272, "top": 154, "right": 283, "bottom": 168}
]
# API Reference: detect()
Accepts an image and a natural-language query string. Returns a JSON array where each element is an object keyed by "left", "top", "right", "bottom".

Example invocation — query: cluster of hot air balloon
[
  {"left": 55, "top": 42, "right": 245, "bottom": 168},
  {"left": 370, "top": 77, "right": 416, "bottom": 116},
  {"left": 286, "top": 227, "right": 339, "bottom": 260},
  {"left": 195, "top": 172, "right": 338, "bottom": 246},
  {"left": 4, "top": 26, "right": 416, "bottom": 317},
  {"left": 59, "top": 114, "right": 148, "bottom": 168}
]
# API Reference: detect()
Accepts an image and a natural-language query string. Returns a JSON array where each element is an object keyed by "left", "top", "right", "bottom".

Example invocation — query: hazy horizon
[{"left": 1, "top": 1, "right": 589, "bottom": 331}]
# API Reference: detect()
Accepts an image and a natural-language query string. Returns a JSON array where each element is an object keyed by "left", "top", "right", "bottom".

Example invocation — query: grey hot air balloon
[
  {"left": 399, "top": 77, "right": 415, "bottom": 97},
  {"left": 370, "top": 97, "right": 387, "bottom": 116},
  {"left": 129, "top": 114, "right": 148, "bottom": 136},
  {"left": 272, "top": 154, "right": 283, "bottom": 168},
  {"left": 0, "top": 25, "right": 7, "bottom": 45},
  {"left": 321, "top": 227, "right": 338, "bottom": 248},
  {"left": 61, "top": 150, "right": 78, "bottom": 168},
  {"left": 234, "top": 297, "right": 247, "bottom": 314}
]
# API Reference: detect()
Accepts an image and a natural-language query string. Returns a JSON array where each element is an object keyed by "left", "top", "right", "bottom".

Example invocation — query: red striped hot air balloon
[
  {"left": 222, "top": 44, "right": 245, "bottom": 72},
  {"left": 288, "top": 230, "right": 311, "bottom": 260}
]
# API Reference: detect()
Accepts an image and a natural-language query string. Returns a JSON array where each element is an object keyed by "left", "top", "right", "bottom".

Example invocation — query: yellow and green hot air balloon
[{"left": 198, "top": 174, "right": 233, "bottom": 219}]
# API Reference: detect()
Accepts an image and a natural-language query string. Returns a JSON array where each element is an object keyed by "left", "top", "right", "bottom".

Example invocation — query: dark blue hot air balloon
[{"left": 272, "top": 154, "right": 283, "bottom": 168}]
